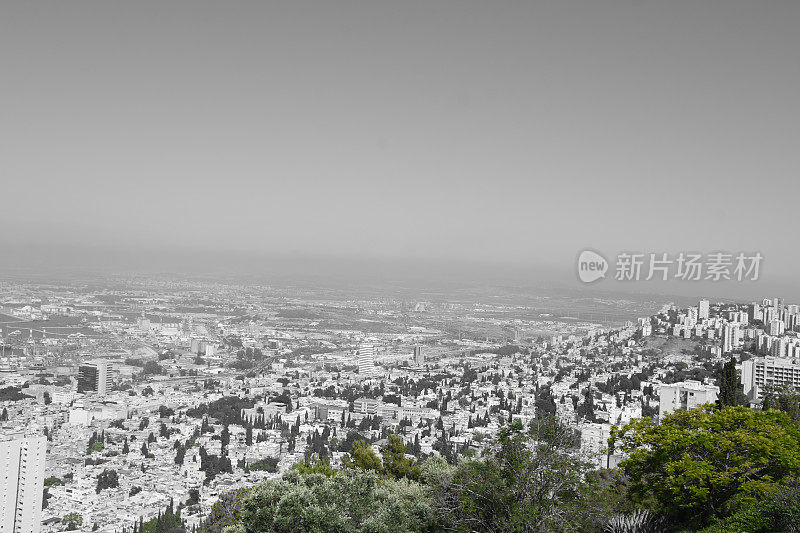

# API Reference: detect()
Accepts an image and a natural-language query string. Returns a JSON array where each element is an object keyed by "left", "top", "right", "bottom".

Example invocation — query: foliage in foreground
[
  {"left": 604, "top": 509, "right": 662, "bottom": 533},
  {"left": 227, "top": 469, "right": 435, "bottom": 533},
  {"left": 433, "top": 419, "right": 597, "bottom": 532},
  {"left": 613, "top": 405, "right": 800, "bottom": 529},
  {"left": 216, "top": 417, "right": 632, "bottom": 533},
  {"left": 342, "top": 434, "right": 421, "bottom": 481},
  {"left": 204, "top": 406, "right": 800, "bottom": 532},
  {"left": 699, "top": 481, "right": 800, "bottom": 533}
]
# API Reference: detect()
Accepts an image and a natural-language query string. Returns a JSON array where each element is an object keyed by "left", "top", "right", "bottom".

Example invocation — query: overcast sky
[{"left": 1, "top": 1, "right": 798, "bottom": 298}]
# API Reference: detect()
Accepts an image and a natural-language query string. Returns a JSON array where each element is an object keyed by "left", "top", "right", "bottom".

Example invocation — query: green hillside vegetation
[{"left": 197, "top": 402, "right": 800, "bottom": 533}]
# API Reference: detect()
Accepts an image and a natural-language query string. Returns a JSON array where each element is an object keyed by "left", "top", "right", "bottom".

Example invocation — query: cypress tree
[{"left": 718, "top": 356, "right": 739, "bottom": 407}]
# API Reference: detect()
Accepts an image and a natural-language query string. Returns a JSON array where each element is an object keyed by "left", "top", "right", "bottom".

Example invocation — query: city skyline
[
  {"left": 2, "top": 274, "right": 800, "bottom": 532},
  {"left": 2, "top": 2, "right": 800, "bottom": 531}
]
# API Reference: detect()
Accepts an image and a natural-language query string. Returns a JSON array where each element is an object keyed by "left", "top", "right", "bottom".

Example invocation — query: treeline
[
  {"left": 124, "top": 359, "right": 166, "bottom": 375},
  {"left": 246, "top": 456, "right": 279, "bottom": 473},
  {"left": 186, "top": 396, "right": 256, "bottom": 426},
  {"left": 0, "top": 386, "right": 32, "bottom": 402},
  {"left": 122, "top": 500, "right": 185, "bottom": 533},
  {"left": 200, "top": 402, "right": 800, "bottom": 532},
  {"left": 199, "top": 446, "right": 233, "bottom": 483}
]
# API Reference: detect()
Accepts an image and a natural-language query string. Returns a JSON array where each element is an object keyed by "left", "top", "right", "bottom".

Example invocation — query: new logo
[{"left": 577, "top": 250, "right": 608, "bottom": 283}]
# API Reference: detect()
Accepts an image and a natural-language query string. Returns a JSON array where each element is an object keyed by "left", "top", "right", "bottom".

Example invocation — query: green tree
[
  {"left": 96, "top": 469, "right": 119, "bottom": 493},
  {"left": 45, "top": 476, "right": 65, "bottom": 487},
  {"left": 342, "top": 440, "right": 382, "bottom": 473},
  {"left": 43, "top": 486, "right": 51, "bottom": 509},
  {"left": 762, "top": 383, "right": 800, "bottom": 422},
  {"left": 62, "top": 513, "right": 83, "bottom": 530},
  {"left": 221, "top": 424, "right": 230, "bottom": 449},
  {"left": 175, "top": 445, "right": 186, "bottom": 466},
  {"left": 700, "top": 481, "right": 800, "bottom": 533},
  {"left": 433, "top": 419, "right": 589, "bottom": 532},
  {"left": 293, "top": 455, "right": 335, "bottom": 477},
  {"left": 87, "top": 431, "right": 104, "bottom": 454},
  {"left": 237, "top": 469, "right": 434, "bottom": 533},
  {"left": 199, "top": 487, "right": 250, "bottom": 533},
  {"left": 718, "top": 356, "right": 739, "bottom": 407},
  {"left": 576, "top": 385, "right": 596, "bottom": 422},
  {"left": 613, "top": 405, "right": 800, "bottom": 529},
  {"left": 138, "top": 500, "right": 183, "bottom": 533},
  {"left": 380, "top": 434, "right": 421, "bottom": 481},
  {"left": 142, "top": 361, "right": 165, "bottom": 375}
]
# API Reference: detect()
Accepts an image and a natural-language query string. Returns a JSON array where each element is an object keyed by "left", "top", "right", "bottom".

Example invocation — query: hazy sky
[{"left": 1, "top": 2, "right": 798, "bottom": 298}]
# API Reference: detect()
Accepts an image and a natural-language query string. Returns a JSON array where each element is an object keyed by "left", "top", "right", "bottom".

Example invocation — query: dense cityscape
[
  {"left": 3, "top": 1, "right": 799, "bottom": 532},
  {"left": 3, "top": 278, "right": 800, "bottom": 532}
]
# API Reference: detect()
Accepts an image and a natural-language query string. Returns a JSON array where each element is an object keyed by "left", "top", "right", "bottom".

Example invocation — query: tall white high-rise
[
  {"left": 786, "top": 313, "right": 798, "bottom": 332},
  {"left": 771, "top": 337, "right": 790, "bottom": 358},
  {"left": 763, "top": 307, "right": 776, "bottom": 325},
  {"left": 698, "top": 299, "right": 710, "bottom": 320},
  {"left": 0, "top": 433, "right": 47, "bottom": 533},
  {"left": 686, "top": 307, "right": 699, "bottom": 329},
  {"left": 721, "top": 323, "right": 740, "bottom": 354},
  {"left": 769, "top": 319, "right": 786, "bottom": 337},
  {"left": 357, "top": 344, "right": 375, "bottom": 378},
  {"left": 774, "top": 298, "right": 785, "bottom": 316},
  {"left": 748, "top": 303, "right": 761, "bottom": 323},
  {"left": 77, "top": 360, "right": 113, "bottom": 396},
  {"left": 413, "top": 345, "right": 425, "bottom": 366}
]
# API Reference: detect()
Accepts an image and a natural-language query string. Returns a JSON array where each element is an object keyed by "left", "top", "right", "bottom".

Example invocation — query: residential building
[
  {"left": 658, "top": 380, "right": 719, "bottom": 418},
  {"left": 698, "top": 299, "right": 710, "bottom": 320},
  {"left": 357, "top": 344, "right": 375, "bottom": 378},
  {"left": 0, "top": 433, "right": 46, "bottom": 533},
  {"left": 77, "top": 360, "right": 113, "bottom": 396},
  {"left": 413, "top": 346, "right": 425, "bottom": 366},
  {"left": 721, "top": 323, "right": 740, "bottom": 354},
  {"left": 741, "top": 356, "right": 800, "bottom": 400}
]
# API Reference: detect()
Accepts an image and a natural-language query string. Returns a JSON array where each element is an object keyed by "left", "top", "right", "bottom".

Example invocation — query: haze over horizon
[{"left": 2, "top": 1, "right": 798, "bottom": 300}]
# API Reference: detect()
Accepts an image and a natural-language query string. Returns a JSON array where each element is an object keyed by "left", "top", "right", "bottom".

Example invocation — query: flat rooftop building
[
  {"left": 659, "top": 380, "right": 719, "bottom": 419},
  {"left": 741, "top": 356, "right": 800, "bottom": 401}
]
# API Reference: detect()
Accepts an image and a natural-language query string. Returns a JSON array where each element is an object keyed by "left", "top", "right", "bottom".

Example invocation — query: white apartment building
[
  {"left": 0, "top": 433, "right": 46, "bottom": 533},
  {"left": 721, "top": 323, "right": 741, "bottom": 354},
  {"left": 658, "top": 380, "right": 719, "bottom": 419},
  {"left": 580, "top": 422, "right": 613, "bottom": 468},
  {"left": 741, "top": 356, "right": 800, "bottom": 400},
  {"left": 686, "top": 307, "right": 698, "bottom": 329},
  {"left": 698, "top": 299, "right": 710, "bottom": 320},
  {"left": 357, "top": 344, "right": 376, "bottom": 378},
  {"left": 413, "top": 346, "right": 425, "bottom": 366},
  {"left": 769, "top": 319, "right": 786, "bottom": 337}
]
